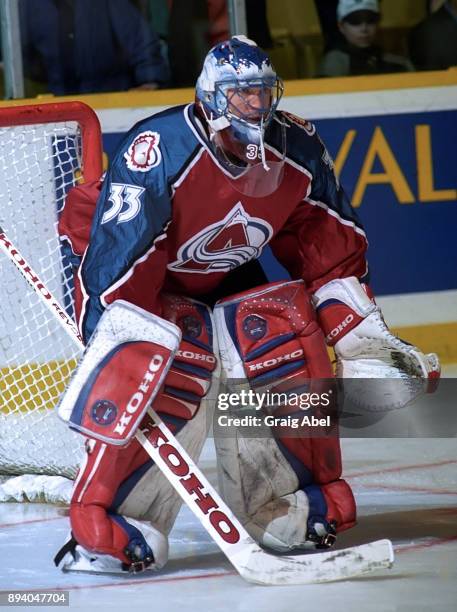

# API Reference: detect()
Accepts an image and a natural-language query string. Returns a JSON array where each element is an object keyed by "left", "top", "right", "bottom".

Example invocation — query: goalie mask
[{"left": 196, "top": 35, "right": 285, "bottom": 196}]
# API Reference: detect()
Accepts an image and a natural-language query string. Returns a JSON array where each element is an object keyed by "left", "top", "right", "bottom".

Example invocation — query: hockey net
[{"left": 0, "top": 102, "right": 103, "bottom": 502}]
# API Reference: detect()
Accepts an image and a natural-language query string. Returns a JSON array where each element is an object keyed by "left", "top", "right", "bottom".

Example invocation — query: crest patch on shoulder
[
  {"left": 282, "top": 112, "right": 316, "bottom": 136},
  {"left": 124, "top": 131, "right": 162, "bottom": 172}
]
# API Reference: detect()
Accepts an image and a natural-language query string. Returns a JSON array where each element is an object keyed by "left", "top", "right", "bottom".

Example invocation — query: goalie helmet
[{"left": 196, "top": 35, "right": 284, "bottom": 173}]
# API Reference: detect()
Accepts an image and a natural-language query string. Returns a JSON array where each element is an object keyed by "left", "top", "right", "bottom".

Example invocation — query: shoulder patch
[
  {"left": 124, "top": 131, "right": 162, "bottom": 172},
  {"left": 318, "top": 135, "right": 340, "bottom": 188},
  {"left": 282, "top": 112, "right": 316, "bottom": 136}
]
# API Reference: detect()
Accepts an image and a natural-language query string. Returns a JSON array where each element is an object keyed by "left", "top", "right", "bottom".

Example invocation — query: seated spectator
[
  {"left": 19, "top": 0, "right": 169, "bottom": 95},
  {"left": 317, "top": 0, "right": 413, "bottom": 77},
  {"left": 409, "top": 0, "right": 457, "bottom": 70}
]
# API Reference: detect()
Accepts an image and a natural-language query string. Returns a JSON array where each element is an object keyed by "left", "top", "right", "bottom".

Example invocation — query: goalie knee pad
[
  {"left": 157, "top": 293, "right": 218, "bottom": 421},
  {"left": 58, "top": 300, "right": 181, "bottom": 445},
  {"left": 215, "top": 279, "right": 334, "bottom": 381},
  {"left": 213, "top": 280, "right": 355, "bottom": 552}
]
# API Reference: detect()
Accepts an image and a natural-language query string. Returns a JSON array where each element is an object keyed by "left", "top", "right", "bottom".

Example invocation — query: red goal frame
[{"left": 0, "top": 101, "right": 103, "bottom": 183}]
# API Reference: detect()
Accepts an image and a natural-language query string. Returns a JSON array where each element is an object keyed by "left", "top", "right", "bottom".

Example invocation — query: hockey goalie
[{"left": 54, "top": 36, "right": 440, "bottom": 574}]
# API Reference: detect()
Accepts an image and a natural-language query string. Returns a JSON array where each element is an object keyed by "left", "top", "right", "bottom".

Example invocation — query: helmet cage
[
  {"left": 213, "top": 76, "right": 283, "bottom": 129},
  {"left": 195, "top": 36, "right": 284, "bottom": 168}
]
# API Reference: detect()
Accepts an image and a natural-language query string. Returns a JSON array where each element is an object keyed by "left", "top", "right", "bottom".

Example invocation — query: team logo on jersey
[
  {"left": 91, "top": 400, "right": 117, "bottom": 426},
  {"left": 124, "top": 131, "right": 162, "bottom": 172},
  {"left": 282, "top": 112, "right": 316, "bottom": 136},
  {"left": 168, "top": 203, "right": 273, "bottom": 274}
]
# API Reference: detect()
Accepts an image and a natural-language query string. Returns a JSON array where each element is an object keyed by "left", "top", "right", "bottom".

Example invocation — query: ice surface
[{"left": 1, "top": 434, "right": 456, "bottom": 612}]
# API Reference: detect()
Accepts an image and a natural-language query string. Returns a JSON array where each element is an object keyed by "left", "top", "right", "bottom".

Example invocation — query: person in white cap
[{"left": 317, "top": 0, "right": 413, "bottom": 76}]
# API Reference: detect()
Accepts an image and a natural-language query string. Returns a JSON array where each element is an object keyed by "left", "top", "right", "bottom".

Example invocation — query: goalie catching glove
[{"left": 313, "top": 277, "right": 441, "bottom": 411}]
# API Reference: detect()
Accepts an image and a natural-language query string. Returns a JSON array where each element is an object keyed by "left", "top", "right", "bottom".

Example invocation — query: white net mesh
[{"left": 0, "top": 116, "right": 92, "bottom": 483}]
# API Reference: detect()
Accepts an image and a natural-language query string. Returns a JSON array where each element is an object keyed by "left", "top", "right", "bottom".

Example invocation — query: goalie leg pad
[
  {"left": 215, "top": 430, "right": 355, "bottom": 552},
  {"left": 120, "top": 294, "right": 220, "bottom": 535},
  {"left": 69, "top": 437, "right": 164, "bottom": 569},
  {"left": 63, "top": 295, "right": 219, "bottom": 571},
  {"left": 68, "top": 405, "right": 210, "bottom": 570},
  {"left": 214, "top": 280, "right": 355, "bottom": 551},
  {"left": 214, "top": 280, "right": 340, "bottom": 482}
]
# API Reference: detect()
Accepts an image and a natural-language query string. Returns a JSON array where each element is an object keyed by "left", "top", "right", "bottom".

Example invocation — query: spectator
[
  {"left": 314, "top": 0, "right": 344, "bottom": 52},
  {"left": 409, "top": 0, "right": 457, "bottom": 70},
  {"left": 317, "top": 0, "right": 413, "bottom": 77},
  {"left": 19, "top": 0, "right": 169, "bottom": 95}
]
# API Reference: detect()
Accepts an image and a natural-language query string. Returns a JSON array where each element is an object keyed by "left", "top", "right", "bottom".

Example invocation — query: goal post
[{"left": 0, "top": 102, "right": 103, "bottom": 487}]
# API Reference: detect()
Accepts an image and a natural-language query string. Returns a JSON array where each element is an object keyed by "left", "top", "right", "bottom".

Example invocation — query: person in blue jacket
[{"left": 19, "top": 0, "right": 169, "bottom": 95}]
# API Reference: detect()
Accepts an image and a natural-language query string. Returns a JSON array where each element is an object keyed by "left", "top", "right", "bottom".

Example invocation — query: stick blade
[{"left": 235, "top": 539, "right": 394, "bottom": 586}]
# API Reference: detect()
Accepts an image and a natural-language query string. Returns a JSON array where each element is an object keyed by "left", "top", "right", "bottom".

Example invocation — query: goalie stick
[{"left": 0, "top": 226, "right": 394, "bottom": 585}]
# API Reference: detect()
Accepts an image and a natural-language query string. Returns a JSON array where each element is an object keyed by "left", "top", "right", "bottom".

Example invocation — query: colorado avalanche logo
[
  {"left": 91, "top": 400, "right": 117, "bottom": 426},
  {"left": 168, "top": 203, "right": 273, "bottom": 274},
  {"left": 124, "top": 131, "right": 161, "bottom": 172},
  {"left": 243, "top": 315, "right": 267, "bottom": 340}
]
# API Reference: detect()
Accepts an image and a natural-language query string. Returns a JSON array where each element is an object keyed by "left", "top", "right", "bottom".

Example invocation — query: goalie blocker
[{"left": 56, "top": 297, "right": 219, "bottom": 572}]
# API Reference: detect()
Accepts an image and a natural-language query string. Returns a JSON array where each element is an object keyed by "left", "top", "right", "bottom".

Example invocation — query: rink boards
[{"left": 0, "top": 71, "right": 456, "bottom": 369}]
